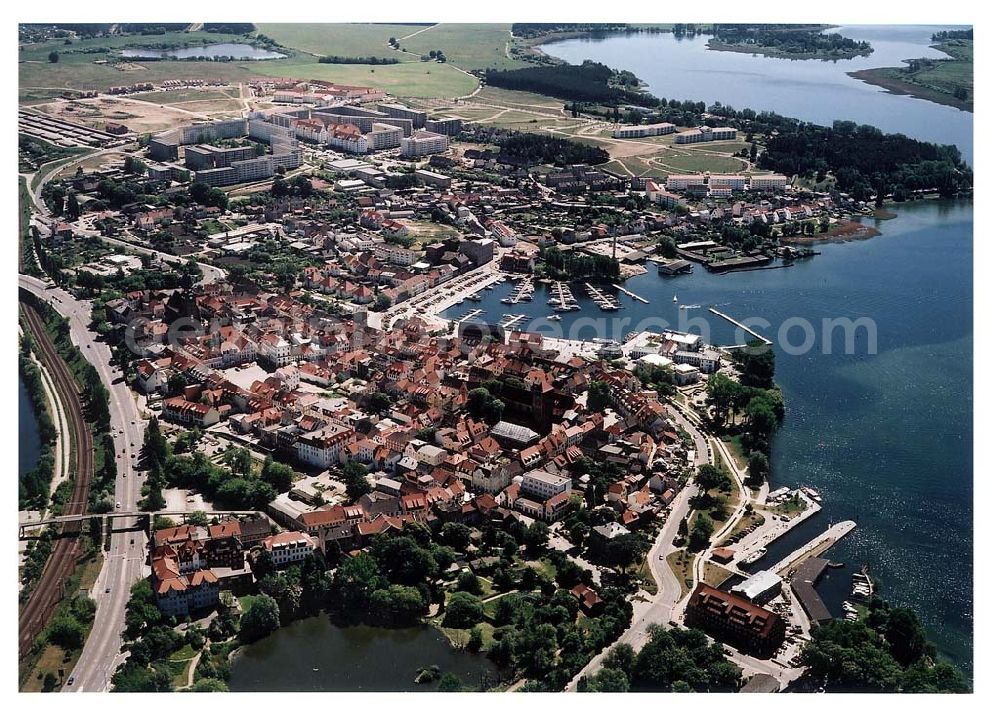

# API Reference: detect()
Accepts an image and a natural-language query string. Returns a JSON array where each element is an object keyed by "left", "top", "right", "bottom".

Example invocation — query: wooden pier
[
  {"left": 611, "top": 284, "right": 649, "bottom": 304},
  {"left": 709, "top": 307, "right": 773, "bottom": 345}
]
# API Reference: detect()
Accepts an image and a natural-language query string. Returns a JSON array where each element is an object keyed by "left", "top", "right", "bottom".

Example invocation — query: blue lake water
[
  {"left": 444, "top": 199, "right": 973, "bottom": 674},
  {"left": 544, "top": 25, "right": 972, "bottom": 163},
  {"left": 121, "top": 43, "right": 286, "bottom": 60},
  {"left": 19, "top": 374, "right": 41, "bottom": 479}
]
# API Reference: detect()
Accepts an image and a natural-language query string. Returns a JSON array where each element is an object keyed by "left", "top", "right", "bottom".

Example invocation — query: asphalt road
[
  {"left": 566, "top": 401, "right": 709, "bottom": 691},
  {"left": 20, "top": 274, "right": 148, "bottom": 692}
]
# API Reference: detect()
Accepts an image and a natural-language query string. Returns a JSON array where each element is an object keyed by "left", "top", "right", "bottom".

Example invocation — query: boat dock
[
  {"left": 548, "top": 281, "right": 580, "bottom": 312},
  {"left": 709, "top": 307, "right": 773, "bottom": 346},
  {"left": 455, "top": 308, "right": 484, "bottom": 325},
  {"left": 727, "top": 495, "right": 821, "bottom": 566},
  {"left": 584, "top": 283, "right": 621, "bottom": 311},
  {"left": 611, "top": 284, "right": 649, "bottom": 304},
  {"left": 500, "top": 313, "right": 528, "bottom": 330},
  {"left": 767, "top": 521, "right": 856, "bottom": 576},
  {"left": 509, "top": 276, "right": 535, "bottom": 304}
]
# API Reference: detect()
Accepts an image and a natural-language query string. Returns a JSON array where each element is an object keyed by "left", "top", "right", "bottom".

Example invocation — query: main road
[
  {"left": 566, "top": 400, "right": 710, "bottom": 690},
  {"left": 20, "top": 274, "right": 148, "bottom": 692}
]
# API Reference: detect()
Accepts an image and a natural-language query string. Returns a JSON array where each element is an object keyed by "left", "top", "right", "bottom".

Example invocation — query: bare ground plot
[
  {"left": 131, "top": 87, "right": 242, "bottom": 104},
  {"left": 33, "top": 96, "right": 210, "bottom": 133}
]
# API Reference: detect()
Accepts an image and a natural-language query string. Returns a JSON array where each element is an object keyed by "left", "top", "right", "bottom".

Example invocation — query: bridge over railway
[{"left": 19, "top": 510, "right": 263, "bottom": 536}]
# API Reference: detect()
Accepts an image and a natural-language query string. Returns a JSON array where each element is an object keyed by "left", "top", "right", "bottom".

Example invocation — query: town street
[{"left": 19, "top": 274, "right": 148, "bottom": 692}]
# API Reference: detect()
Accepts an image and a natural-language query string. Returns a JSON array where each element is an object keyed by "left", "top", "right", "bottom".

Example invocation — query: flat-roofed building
[
  {"left": 613, "top": 121, "right": 676, "bottom": 138},
  {"left": 400, "top": 130, "right": 449, "bottom": 158},
  {"left": 426, "top": 116, "right": 463, "bottom": 136},
  {"left": 378, "top": 102, "right": 427, "bottom": 128},
  {"left": 414, "top": 169, "right": 452, "bottom": 189},
  {"left": 520, "top": 468, "right": 573, "bottom": 500},
  {"left": 732, "top": 570, "right": 783, "bottom": 605},
  {"left": 749, "top": 174, "right": 788, "bottom": 192}
]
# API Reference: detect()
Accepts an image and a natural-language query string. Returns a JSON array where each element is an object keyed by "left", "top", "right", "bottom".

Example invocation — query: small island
[
  {"left": 848, "top": 29, "right": 972, "bottom": 112},
  {"left": 706, "top": 25, "right": 874, "bottom": 61}
]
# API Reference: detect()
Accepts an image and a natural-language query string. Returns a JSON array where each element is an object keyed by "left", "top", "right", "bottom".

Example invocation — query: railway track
[{"left": 19, "top": 301, "right": 94, "bottom": 658}]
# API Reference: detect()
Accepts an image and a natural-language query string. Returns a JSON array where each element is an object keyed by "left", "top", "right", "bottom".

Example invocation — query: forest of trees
[
  {"left": 484, "top": 61, "right": 658, "bottom": 106},
  {"left": 931, "top": 29, "right": 972, "bottom": 41},
  {"left": 318, "top": 55, "right": 399, "bottom": 65},
  {"left": 462, "top": 125, "right": 609, "bottom": 167},
  {"left": 755, "top": 119, "right": 972, "bottom": 202},
  {"left": 537, "top": 246, "right": 621, "bottom": 282}
]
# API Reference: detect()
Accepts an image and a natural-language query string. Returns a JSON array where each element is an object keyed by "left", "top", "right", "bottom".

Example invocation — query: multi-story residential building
[
  {"left": 163, "top": 397, "right": 221, "bottom": 427},
  {"left": 233, "top": 156, "right": 275, "bottom": 183},
  {"left": 400, "top": 130, "right": 449, "bottom": 158},
  {"left": 666, "top": 174, "right": 708, "bottom": 191},
  {"left": 296, "top": 426, "right": 353, "bottom": 469},
  {"left": 613, "top": 121, "right": 676, "bottom": 138},
  {"left": 674, "top": 125, "right": 738, "bottom": 144},
  {"left": 686, "top": 582, "right": 786, "bottom": 657},
  {"left": 368, "top": 123, "right": 404, "bottom": 150},
  {"left": 377, "top": 103, "right": 427, "bottom": 128},
  {"left": 261, "top": 531, "right": 318, "bottom": 566},
  {"left": 749, "top": 174, "right": 789, "bottom": 192},
  {"left": 259, "top": 333, "right": 292, "bottom": 366},
  {"left": 425, "top": 116, "right": 463, "bottom": 136},
  {"left": 520, "top": 468, "right": 573, "bottom": 500},
  {"left": 151, "top": 546, "right": 220, "bottom": 618}
]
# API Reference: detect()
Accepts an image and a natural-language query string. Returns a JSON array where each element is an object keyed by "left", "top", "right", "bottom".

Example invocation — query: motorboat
[{"left": 547, "top": 314, "right": 562, "bottom": 321}]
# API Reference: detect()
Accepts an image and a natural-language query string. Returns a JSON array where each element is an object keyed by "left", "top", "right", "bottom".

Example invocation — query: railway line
[{"left": 18, "top": 301, "right": 95, "bottom": 658}]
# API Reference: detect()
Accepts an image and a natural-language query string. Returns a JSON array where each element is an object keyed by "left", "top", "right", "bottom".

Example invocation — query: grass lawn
[
  {"left": 532, "top": 558, "right": 557, "bottom": 583},
  {"left": 255, "top": 23, "right": 420, "bottom": 59},
  {"left": 401, "top": 24, "right": 528, "bottom": 72},
  {"left": 169, "top": 644, "right": 198, "bottom": 662},
  {"left": 76, "top": 554, "right": 104, "bottom": 593},
  {"left": 168, "top": 658, "right": 192, "bottom": 688},
  {"left": 703, "top": 561, "right": 734, "bottom": 588},
  {"left": 20, "top": 643, "right": 74, "bottom": 692},
  {"left": 436, "top": 624, "right": 470, "bottom": 648},
  {"left": 638, "top": 559, "right": 658, "bottom": 595},
  {"left": 651, "top": 150, "right": 745, "bottom": 174},
  {"left": 474, "top": 86, "right": 567, "bottom": 110},
  {"left": 237, "top": 595, "right": 254, "bottom": 613},
  {"left": 666, "top": 549, "right": 695, "bottom": 591},
  {"left": 256, "top": 59, "right": 477, "bottom": 98}
]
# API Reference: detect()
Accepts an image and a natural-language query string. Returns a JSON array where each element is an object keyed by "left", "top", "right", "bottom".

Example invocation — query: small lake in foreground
[
  {"left": 121, "top": 43, "right": 286, "bottom": 60},
  {"left": 227, "top": 617, "right": 500, "bottom": 691}
]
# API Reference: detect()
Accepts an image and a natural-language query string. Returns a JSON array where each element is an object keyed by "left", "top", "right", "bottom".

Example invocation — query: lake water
[
  {"left": 544, "top": 25, "right": 973, "bottom": 163},
  {"left": 444, "top": 199, "right": 973, "bottom": 675},
  {"left": 19, "top": 374, "right": 41, "bottom": 479},
  {"left": 121, "top": 43, "right": 286, "bottom": 60},
  {"left": 228, "top": 617, "right": 501, "bottom": 691}
]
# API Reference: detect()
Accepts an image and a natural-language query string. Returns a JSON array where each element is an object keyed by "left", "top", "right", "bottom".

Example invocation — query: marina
[
  {"left": 547, "top": 281, "right": 581, "bottom": 312},
  {"left": 583, "top": 282, "right": 621, "bottom": 311},
  {"left": 610, "top": 283, "right": 650, "bottom": 304},
  {"left": 768, "top": 521, "right": 858, "bottom": 576}
]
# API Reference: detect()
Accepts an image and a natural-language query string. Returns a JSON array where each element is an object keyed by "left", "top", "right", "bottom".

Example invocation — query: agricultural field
[
  {"left": 399, "top": 23, "right": 528, "bottom": 71},
  {"left": 256, "top": 59, "right": 478, "bottom": 98},
  {"left": 255, "top": 23, "right": 421, "bottom": 59}
]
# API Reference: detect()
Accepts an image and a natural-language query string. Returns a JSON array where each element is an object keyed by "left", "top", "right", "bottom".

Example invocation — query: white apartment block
[
  {"left": 666, "top": 174, "right": 708, "bottom": 191},
  {"left": 262, "top": 532, "right": 318, "bottom": 566},
  {"left": 520, "top": 469, "right": 573, "bottom": 500},
  {"left": 749, "top": 174, "right": 789, "bottom": 192},
  {"left": 400, "top": 130, "right": 449, "bottom": 158},
  {"left": 674, "top": 125, "right": 738, "bottom": 144},
  {"left": 613, "top": 121, "right": 676, "bottom": 139}
]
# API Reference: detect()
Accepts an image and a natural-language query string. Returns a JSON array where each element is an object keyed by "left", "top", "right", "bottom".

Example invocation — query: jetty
[
  {"left": 611, "top": 283, "right": 649, "bottom": 304},
  {"left": 768, "top": 521, "right": 856, "bottom": 576},
  {"left": 548, "top": 281, "right": 580, "bottom": 312},
  {"left": 510, "top": 277, "right": 535, "bottom": 304},
  {"left": 455, "top": 308, "right": 483, "bottom": 325},
  {"left": 584, "top": 283, "right": 620, "bottom": 311},
  {"left": 709, "top": 307, "right": 773, "bottom": 346},
  {"left": 500, "top": 313, "right": 528, "bottom": 330}
]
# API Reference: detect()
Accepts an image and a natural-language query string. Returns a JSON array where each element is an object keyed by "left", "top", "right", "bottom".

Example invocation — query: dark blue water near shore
[
  {"left": 19, "top": 374, "right": 41, "bottom": 479},
  {"left": 444, "top": 199, "right": 973, "bottom": 674}
]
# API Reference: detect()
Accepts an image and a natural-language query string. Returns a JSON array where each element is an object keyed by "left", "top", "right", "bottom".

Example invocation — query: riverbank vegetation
[
  {"left": 848, "top": 35, "right": 972, "bottom": 113},
  {"left": 800, "top": 595, "right": 968, "bottom": 692},
  {"left": 536, "top": 246, "right": 621, "bottom": 282}
]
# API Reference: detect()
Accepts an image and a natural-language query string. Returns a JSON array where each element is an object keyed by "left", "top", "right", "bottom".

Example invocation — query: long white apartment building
[
  {"left": 400, "top": 130, "right": 449, "bottom": 158},
  {"left": 749, "top": 174, "right": 789, "bottom": 192},
  {"left": 674, "top": 125, "right": 739, "bottom": 144},
  {"left": 520, "top": 468, "right": 573, "bottom": 500},
  {"left": 613, "top": 121, "right": 676, "bottom": 139}
]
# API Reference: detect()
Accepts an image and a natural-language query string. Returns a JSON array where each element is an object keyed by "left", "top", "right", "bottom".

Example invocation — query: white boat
[
  {"left": 547, "top": 314, "right": 562, "bottom": 321},
  {"left": 673, "top": 294, "right": 678, "bottom": 303},
  {"left": 500, "top": 297, "right": 513, "bottom": 304}
]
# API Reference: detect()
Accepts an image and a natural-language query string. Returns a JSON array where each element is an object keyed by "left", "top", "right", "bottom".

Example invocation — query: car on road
[{"left": 67, "top": 677, "right": 74, "bottom": 686}]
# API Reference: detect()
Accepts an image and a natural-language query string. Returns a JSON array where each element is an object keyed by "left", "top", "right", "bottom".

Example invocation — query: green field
[
  {"left": 255, "top": 23, "right": 422, "bottom": 59},
  {"left": 848, "top": 38, "right": 972, "bottom": 112},
  {"left": 257, "top": 60, "right": 477, "bottom": 98},
  {"left": 400, "top": 24, "right": 527, "bottom": 71}
]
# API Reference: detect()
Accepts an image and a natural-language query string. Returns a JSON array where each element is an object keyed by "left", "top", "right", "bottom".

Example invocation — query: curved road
[
  {"left": 566, "top": 400, "right": 710, "bottom": 690},
  {"left": 20, "top": 274, "right": 148, "bottom": 692}
]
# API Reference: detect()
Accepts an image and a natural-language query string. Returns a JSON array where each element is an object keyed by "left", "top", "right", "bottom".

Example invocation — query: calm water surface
[
  {"left": 228, "top": 617, "right": 501, "bottom": 691},
  {"left": 121, "top": 43, "right": 286, "bottom": 60},
  {"left": 544, "top": 25, "right": 972, "bottom": 162},
  {"left": 445, "top": 200, "right": 973, "bottom": 674}
]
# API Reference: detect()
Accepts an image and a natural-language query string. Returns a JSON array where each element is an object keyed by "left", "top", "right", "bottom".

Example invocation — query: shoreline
[
  {"left": 705, "top": 39, "right": 872, "bottom": 62},
  {"left": 847, "top": 68, "right": 973, "bottom": 113},
  {"left": 780, "top": 220, "right": 880, "bottom": 245}
]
